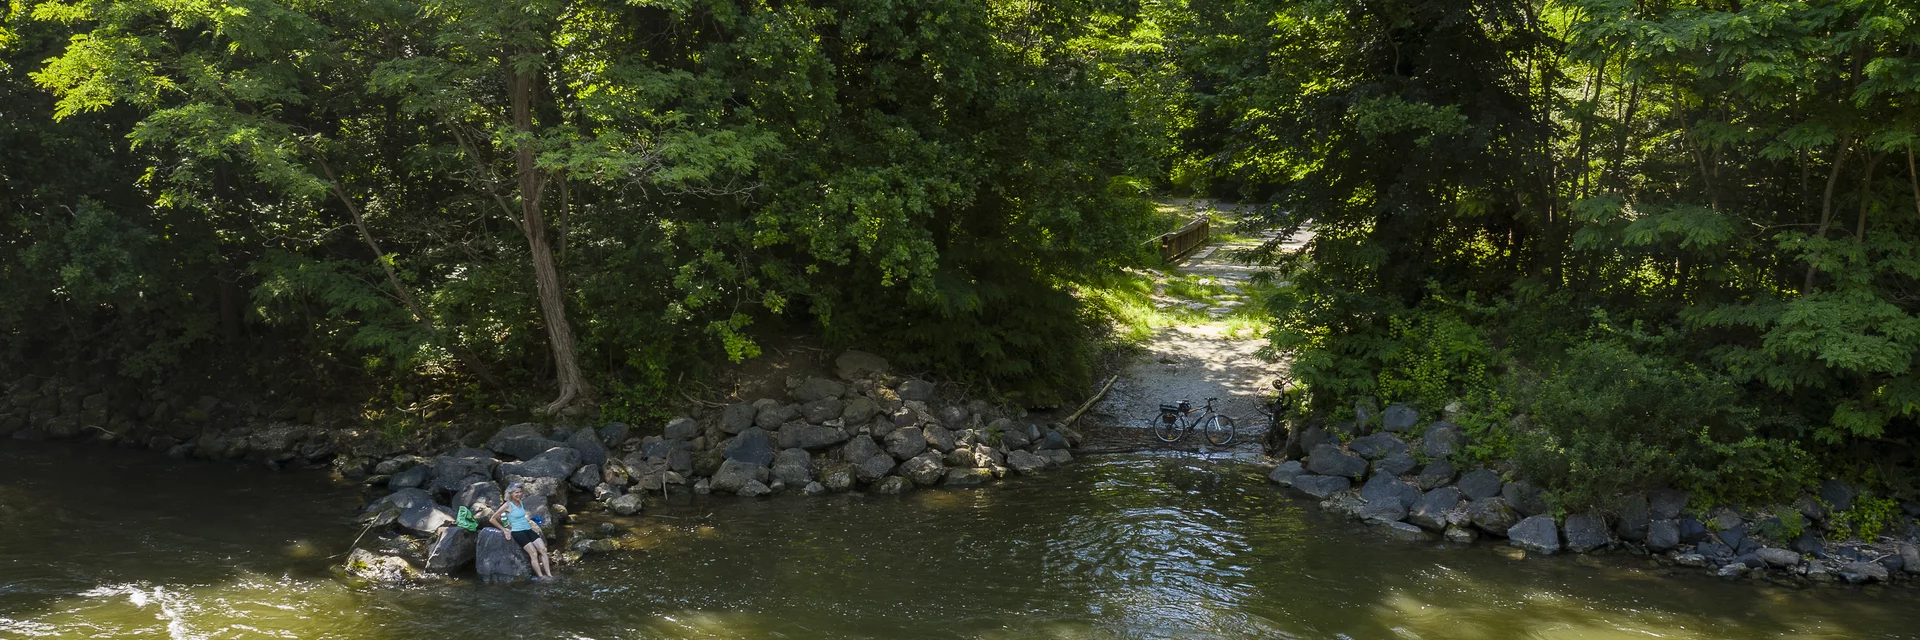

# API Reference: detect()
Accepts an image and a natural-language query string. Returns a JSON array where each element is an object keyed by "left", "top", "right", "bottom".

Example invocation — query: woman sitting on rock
[{"left": 492, "top": 483, "right": 554, "bottom": 581}]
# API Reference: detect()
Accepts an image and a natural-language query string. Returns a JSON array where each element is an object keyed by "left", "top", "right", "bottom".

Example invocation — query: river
[{"left": 2, "top": 440, "right": 1916, "bottom": 639}]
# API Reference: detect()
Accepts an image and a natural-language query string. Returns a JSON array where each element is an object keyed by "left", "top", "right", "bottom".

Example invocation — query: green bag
[{"left": 455, "top": 506, "right": 479, "bottom": 532}]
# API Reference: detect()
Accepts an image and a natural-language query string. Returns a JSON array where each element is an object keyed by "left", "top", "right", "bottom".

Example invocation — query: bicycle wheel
[
  {"left": 1150, "top": 411, "right": 1186, "bottom": 442},
  {"left": 1203, "top": 414, "right": 1236, "bottom": 446}
]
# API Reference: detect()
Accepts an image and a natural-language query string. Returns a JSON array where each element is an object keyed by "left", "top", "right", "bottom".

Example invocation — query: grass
[{"left": 1078, "top": 268, "right": 1280, "bottom": 343}]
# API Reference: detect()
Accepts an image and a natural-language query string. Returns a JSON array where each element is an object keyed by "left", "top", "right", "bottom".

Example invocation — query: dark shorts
[{"left": 511, "top": 529, "right": 540, "bottom": 547}]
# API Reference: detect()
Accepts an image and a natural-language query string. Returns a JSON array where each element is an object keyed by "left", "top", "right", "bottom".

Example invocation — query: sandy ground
[{"left": 1078, "top": 200, "right": 1309, "bottom": 459}]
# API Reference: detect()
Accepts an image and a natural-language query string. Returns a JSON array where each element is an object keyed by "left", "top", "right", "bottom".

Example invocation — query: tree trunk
[
  {"left": 1908, "top": 146, "right": 1919, "bottom": 220},
  {"left": 1803, "top": 137, "right": 1854, "bottom": 293},
  {"left": 511, "top": 63, "right": 592, "bottom": 415},
  {"left": 1854, "top": 151, "right": 1884, "bottom": 244}
]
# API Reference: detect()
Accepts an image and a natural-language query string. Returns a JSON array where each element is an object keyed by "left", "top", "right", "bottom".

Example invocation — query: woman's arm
[{"left": 489, "top": 507, "right": 508, "bottom": 536}]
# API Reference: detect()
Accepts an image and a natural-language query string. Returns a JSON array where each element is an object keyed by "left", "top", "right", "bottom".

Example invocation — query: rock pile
[{"left": 1271, "top": 403, "right": 1920, "bottom": 586}]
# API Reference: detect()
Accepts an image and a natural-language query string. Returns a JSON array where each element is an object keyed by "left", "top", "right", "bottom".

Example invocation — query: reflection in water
[{"left": 2, "top": 441, "right": 1918, "bottom": 639}]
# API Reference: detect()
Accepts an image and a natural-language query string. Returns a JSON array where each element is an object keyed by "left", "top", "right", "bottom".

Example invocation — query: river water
[{"left": 3, "top": 441, "right": 1918, "bottom": 639}]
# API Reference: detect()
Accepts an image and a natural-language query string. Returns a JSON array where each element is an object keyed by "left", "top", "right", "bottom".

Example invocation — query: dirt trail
[{"left": 1081, "top": 200, "right": 1307, "bottom": 458}]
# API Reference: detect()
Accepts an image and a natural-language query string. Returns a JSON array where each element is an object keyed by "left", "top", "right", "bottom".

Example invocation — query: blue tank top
[{"left": 504, "top": 502, "right": 532, "bottom": 531}]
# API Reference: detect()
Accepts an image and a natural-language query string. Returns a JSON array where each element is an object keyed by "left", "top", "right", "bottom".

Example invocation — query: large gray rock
[
  {"left": 885, "top": 427, "right": 928, "bottom": 460},
  {"left": 498, "top": 446, "right": 582, "bottom": 481},
  {"left": 455, "top": 480, "right": 503, "bottom": 512},
  {"left": 754, "top": 402, "right": 798, "bottom": 430},
  {"left": 835, "top": 350, "right": 890, "bottom": 380},
  {"left": 1297, "top": 426, "right": 1335, "bottom": 454},
  {"left": 423, "top": 526, "right": 476, "bottom": 573},
  {"left": 873, "top": 475, "right": 914, "bottom": 495},
  {"left": 389, "top": 464, "right": 431, "bottom": 490},
  {"left": 1409, "top": 487, "right": 1465, "bottom": 531},
  {"left": 1614, "top": 494, "right": 1651, "bottom": 542},
  {"left": 924, "top": 424, "right": 958, "bottom": 453},
  {"left": 723, "top": 427, "right": 775, "bottom": 466},
  {"left": 1373, "top": 452, "right": 1417, "bottom": 478},
  {"left": 1563, "top": 513, "right": 1610, "bottom": 553},
  {"left": 487, "top": 424, "right": 562, "bottom": 461},
  {"left": 1502, "top": 480, "right": 1550, "bottom": 517},
  {"left": 778, "top": 423, "right": 849, "bottom": 451},
  {"left": 566, "top": 429, "right": 609, "bottom": 467},
  {"left": 855, "top": 453, "right": 897, "bottom": 483},
  {"left": 1840, "top": 561, "right": 1888, "bottom": 584},
  {"left": 1348, "top": 433, "right": 1409, "bottom": 460},
  {"left": 1414, "top": 460, "right": 1456, "bottom": 490},
  {"left": 1901, "top": 543, "right": 1920, "bottom": 574},
  {"left": 801, "top": 398, "right": 844, "bottom": 424},
  {"left": 792, "top": 377, "right": 848, "bottom": 403},
  {"left": 1508, "top": 515, "right": 1561, "bottom": 555},
  {"left": 841, "top": 397, "right": 880, "bottom": 424},
  {"left": 399, "top": 503, "right": 455, "bottom": 536},
  {"left": 433, "top": 449, "right": 498, "bottom": 492},
  {"left": 600, "top": 421, "right": 633, "bottom": 446},
  {"left": 820, "top": 464, "right": 856, "bottom": 492},
  {"left": 1646, "top": 519, "right": 1681, "bottom": 551},
  {"left": 1456, "top": 469, "right": 1502, "bottom": 500},
  {"left": 1267, "top": 460, "right": 1306, "bottom": 486},
  {"left": 568, "top": 464, "right": 601, "bottom": 491},
  {"left": 772, "top": 448, "right": 814, "bottom": 486},
  {"left": 657, "top": 417, "right": 695, "bottom": 441},
  {"left": 1007, "top": 450, "right": 1049, "bottom": 475},
  {"left": 720, "top": 404, "right": 757, "bottom": 435},
  {"left": 364, "top": 488, "right": 436, "bottom": 521},
  {"left": 710, "top": 458, "right": 770, "bottom": 493},
  {"left": 1468, "top": 497, "right": 1521, "bottom": 535},
  {"left": 1381, "top": 404, "right": 1419, "bottom": 433},
  {"left": 1360, "top": 474, "right": 1421, "bottom": 507},
  {"left": 1037, "top": 448, "right": 1072, "bottom": 466},
  {"left": 1291, "top": 475, "right": 1351, "bottom": 499},
  {"left": 1307, "top": 445, "right": 1367, "bottom": 478},
  {"left": 1756, "top": 547, "right": 1801, "bottom": 568},
  {"left": 345, "top": 548, "right": 416, "bottom": 584},
  {"left": 944, "top": 468, "right": 992, "bottom": 486},
  {"left": 896, "top": 379, "right": 935, "bottom": 402},
  {"left": 609, "top": 493, "right": 644, "bottom": 516},
  {"left": 841, "top": 435, "right": 882, "bottom": 463},
  {"left": 899, "top": 453, "right": 946, "bottom": 486},
  {"left": 1420, "top": 422, "right": 1461, "bottom": 458},
  {"left": 1358, "top": 497, "right": 1408, "bottom": 523},
  {"left": 736, "top": 479, "right": 772, "bottom": 497},
  {"left": 475, "top": 527, "right": 531, "bottom": 583},
  {"left": 1648, "top": 488, "right": 1688, "bottom": 520},
  {"left": 1377, "top": 520, "right": 1433, "bottom": 542}
]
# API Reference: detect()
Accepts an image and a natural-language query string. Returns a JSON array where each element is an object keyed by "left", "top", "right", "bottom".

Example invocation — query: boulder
[
  {"left": 609, "top": 493, "right": 644, "bottom": 516},
  {"left": 924, "top": 424, "right": 958, "bottom": 453},
  {"left": 1468, "top": 497, "right": 1521, "bottom": 536},
  {"left": 1646, "top": 519, "right": 1680, "bottom": 551},
  {"left": 1901, "top": 543, "right": 1920, "bottom": 574},
  {"left": 1614, "top": 494, "right": 1650, "bottom": 542},
  {"left": 803, "top": 481, "right": 829, "bottom": 496},
  {"left": 600, "top": 421, "right": 633, "bottom": 446},
  {"left": 1444, "top": 525, "right": 1479, "bottom": 544},
  {"left": 944, "top": 468, "right": 993, "bottom": 486},
  {"left": 1501, "top": 481, "right": 1550, "bottom": 517},
  {"left": 498, "top": 446, "right": 582, "bottom": 481},
  {"left": 1839, "top": 561, "right": 1888, "bottom": 584},
  {"left": 1307, "top": 445, "right": 1368, "bottom": 478},
  {"left": 1414, "top": 460, "right": 1456, "bottom": 490},
  {"left": 835, "top": 350, "right": 890, "bottom": 380},
  {"left": 1819, "top": 479, "right": 1857, "bottom": 513},
  {"left": 841, "top": 397, "right": 881, "bottom": 424},
  {"left": 993, "top": 419, "right": 1031, "bottom": 449},
  {"left": 455, "top": 480, "right": 503, "bottom": 513},
  {"left": 1039, "top": 429, "right": 1069, "bottom": 450},
  {"left": 1420, "top": 422, "right": 1461, "bottom": 458},
  {"left": 723, "top": 427, "right": 776, "bottom": 466},
  {"left": 1267, "top": 460, "right": 1306, "bottom": 486},
  {"left": 1756, "top": 547, "right": 1801, "bottom": 568},
  {"left": 1648, "top": 488, "right": 1689, "bottom": 520},
  {"left": 423, "top": 526, "right": 476, "bottom": 573},
  {"left": 899, "top": 453, "right": 946, "bottom": 486},
  {"left": 855, "top": 453, "right": 897, "bottom": 483},
  {"left": 841, "top": 435, "right": 883, "bottom": 463},
  {"left": 1291, "top": 475, "right": 1351, "bottom": 499},
  {"left": 487, "top": 424, "right": 562, "bottom": 461},
  {"left": 802, "top": 398, "right": 845, "bottom": 424},
  {"left": 1380, "top": 404, "right": 1419, "bottom": 433},
  {"left": 1677, "top": 516, "right": 1709, "bottom": 544},
  {"left": 566, "top": 430, "right": 609, "bottom": 467},
  {"left": 389, "top": 464, "right": 431, "bottom": 490},
  {"left": 345, "top": 548, "right": 418, "bottom": 584},
  {"left": 897, "top": 379, "right": 935, "bottom": 402},
  {"left": 873, "top": 475, "right": 914, "bottom": 495},
  {"left": 475, "top": 528, "right": 531, "bottom": 583},
  {"left": 778, "top": 423, "right": 850, "bottom": 451},
  {"left": 1358, "top": 497, "right": 1408, "bottom": 523},
  {"left": 821, "top": 465, "right": 856, "bottom": 492},
  {"left": 398, "top": 503, "right": 455, "bottom": 536},
  {"left": 1007, "top": 450, "right": 1049, "bottom": 475},
  {"left": 710, "top": 458, "right": 770, "bottom": 493},
  {"left": 737, "top": 480, "right": 772, "bottom": 497},
  {"left": 568, "top": 464, "right": 602, "bottom": 491},
  {"left": 1563, "top": 513, "right": 1610, "bottom": 553},
  {"left": 1409, "top": 487, "right": 1465, "bottom": 531},
  {"left": 1716, "top": 563, "right": 1750, "bottom": 579},
  {"left": 1377, "top": 520, "right": 1432, "bottom": 542},
  {"left": 1373, "top": 453, "right": 1417, "bottom": 478},
  {"left": 1456, "top": 469, "right": 1502, "bottom": 500},
  {"left": 721, "top": 404, "right": 757, "bottom": 435},
  {"left": 772, "top": 448, "right": 814, "bottom": 486},
  {"left": 1348, "top": 433, "right": 1409, "bottom": 460},
  {"left": 885, "top": 427, "right": 928, "bottom": 460},
  {"left": 792, "top": 377, "right": 848, "bottom": 403},
  {"left": 1508, "top": 515, "right": 1561, "bottom": 555},
  {"left": 1297, "top": 426, "right": 1335, "bottom": 454},
  {"left": 1037, "top": 448, "right": 1073, "bottom": 466},
  {"left": 1360, "top": 474, "right": 1422, "bottom": 507},
  {"left": 363, "top": 488, "right": 435, "bottom": 522},
  {"left": 432, "top": 449, "right": 498, "bottom": 492}
]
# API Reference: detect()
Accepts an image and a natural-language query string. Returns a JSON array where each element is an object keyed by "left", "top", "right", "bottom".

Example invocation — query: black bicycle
[{"left": 1147, "top": 397, "right": 1235, "bottom": 445}]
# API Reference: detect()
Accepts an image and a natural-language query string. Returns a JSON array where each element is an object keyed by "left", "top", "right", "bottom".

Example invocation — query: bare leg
[{"left": 522, "top": 541, "right": 548, "bottom": 579}]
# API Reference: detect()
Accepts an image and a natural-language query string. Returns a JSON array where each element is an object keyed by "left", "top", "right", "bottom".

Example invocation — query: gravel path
[{"left": 1081, "top": 200, "right": 1308, "bottom": 458}]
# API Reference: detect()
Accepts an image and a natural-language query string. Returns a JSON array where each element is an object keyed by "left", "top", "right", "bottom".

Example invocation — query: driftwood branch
[{"left": 1055, "top": 375, "right": 1119, "bottom": 428}]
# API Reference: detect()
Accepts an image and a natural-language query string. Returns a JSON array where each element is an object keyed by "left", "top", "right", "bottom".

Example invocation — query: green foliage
[{"left": 1831, "top": 496, "right": 1902, "bottom": 542}]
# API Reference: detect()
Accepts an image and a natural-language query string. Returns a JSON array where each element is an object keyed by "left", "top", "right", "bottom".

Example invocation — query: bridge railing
[{"left": 1156, "top": 216, "right": 1210, "bottom": 263}]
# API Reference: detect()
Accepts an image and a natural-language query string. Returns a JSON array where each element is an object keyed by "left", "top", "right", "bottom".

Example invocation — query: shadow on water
[{"left": 5, "top": 440, "right": 1920, "bottom": 639}]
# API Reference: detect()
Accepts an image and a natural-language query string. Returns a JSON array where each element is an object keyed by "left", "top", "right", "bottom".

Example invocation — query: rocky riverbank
[{"left": 1269, "top": 403, "right": 1920, "bottom": 587}]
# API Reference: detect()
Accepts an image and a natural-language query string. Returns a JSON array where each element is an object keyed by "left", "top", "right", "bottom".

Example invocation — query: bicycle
[{"left": 1146, "top": 397, "right": 1236, "bottom": 445}]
